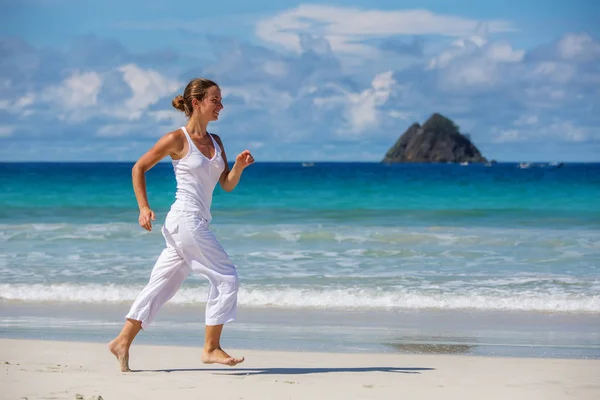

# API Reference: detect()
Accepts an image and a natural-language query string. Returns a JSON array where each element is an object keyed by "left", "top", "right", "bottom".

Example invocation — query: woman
[{"left": 108, "top": 78, "right": 254, "bottom": 372}]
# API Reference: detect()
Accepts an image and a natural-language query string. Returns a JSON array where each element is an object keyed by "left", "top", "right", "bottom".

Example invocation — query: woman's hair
[{"left": 172, "top": 78, "right": 218, "bottom": 117}]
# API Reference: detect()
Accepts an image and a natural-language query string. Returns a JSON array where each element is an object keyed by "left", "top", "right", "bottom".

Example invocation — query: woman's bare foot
[
  {"left": 108, "top": 338, "right": 132, "bottom": 372},
  {"left": 202, "top": 347, "right": 244, "bottom": 366}
]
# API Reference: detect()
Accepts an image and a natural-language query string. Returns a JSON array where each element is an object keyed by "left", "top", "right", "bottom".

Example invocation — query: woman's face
[{"left": 194, "top": 85, "right": 223, "bottom": 121}]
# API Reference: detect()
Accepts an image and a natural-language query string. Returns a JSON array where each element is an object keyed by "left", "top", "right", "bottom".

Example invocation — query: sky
[{"left": 1, "top": 0, "right": 599, "bottom": 162}]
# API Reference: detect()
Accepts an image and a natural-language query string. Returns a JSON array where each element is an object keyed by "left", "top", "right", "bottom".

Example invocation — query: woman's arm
[
  {"left": 132, "top": 130, "right": 185, "bottom": 231},
  {"left": 212, "top": 134, "right": 254, "bottom": 192}
]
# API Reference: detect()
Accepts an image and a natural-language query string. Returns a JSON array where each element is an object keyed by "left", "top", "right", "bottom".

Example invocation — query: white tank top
[{"left": 170, "top": 126, "right": 225, "bottom": 222}]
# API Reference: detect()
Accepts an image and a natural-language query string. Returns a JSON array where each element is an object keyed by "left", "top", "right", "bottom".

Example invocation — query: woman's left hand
[{"left": 235, "top": 150, "right": 255, "bottom": 168}]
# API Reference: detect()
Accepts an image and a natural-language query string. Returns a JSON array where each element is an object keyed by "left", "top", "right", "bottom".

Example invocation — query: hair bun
[{"left": 172, "top": 95, "right": 186, "bottom": 112}]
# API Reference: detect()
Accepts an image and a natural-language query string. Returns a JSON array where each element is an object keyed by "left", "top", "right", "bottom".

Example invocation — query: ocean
[{"left": 1, "top": 162, "right": 599, "bottom": 358}]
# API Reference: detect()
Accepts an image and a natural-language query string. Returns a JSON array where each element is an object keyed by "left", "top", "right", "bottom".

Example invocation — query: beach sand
[{"left": 2, "top": 338, "right": 599, "bottom": 400}]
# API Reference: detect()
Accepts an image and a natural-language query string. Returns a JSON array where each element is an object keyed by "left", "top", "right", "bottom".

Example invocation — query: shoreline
[
  {"left": 2, "top": 302, "right": 599, "bottom": 360},
  {"left": 2, "top": 338, "right": 599, "bottom": 400},
  {"left": 2, "top": 334, "right": 597, "bottom": 361}
]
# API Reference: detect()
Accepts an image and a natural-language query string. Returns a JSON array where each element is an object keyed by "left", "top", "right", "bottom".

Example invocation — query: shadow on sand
[{"left": 133, "top": 366, "right": 435, "bottom": 375}]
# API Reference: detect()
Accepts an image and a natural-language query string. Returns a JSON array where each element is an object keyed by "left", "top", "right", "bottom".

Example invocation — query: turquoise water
[
  {"left": 2, "top": 162, "right": 599, "bottom": 215},
  {"left": 1, "top": 162, "right": 599, "bottom": 357}
]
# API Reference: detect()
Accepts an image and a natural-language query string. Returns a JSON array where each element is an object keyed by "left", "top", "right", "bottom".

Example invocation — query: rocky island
[{"left": 382, "top": 113, "right": 487, "bottom": 163}]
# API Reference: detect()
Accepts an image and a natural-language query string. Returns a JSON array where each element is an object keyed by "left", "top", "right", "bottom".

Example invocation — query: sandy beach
[{"left": 2, "top": 339, "right": 599, "bottom": 400}]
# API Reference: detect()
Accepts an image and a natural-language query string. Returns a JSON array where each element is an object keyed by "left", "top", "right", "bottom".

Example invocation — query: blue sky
[{"left": 1, "top": 0, "right": 599, "bottom": 162}]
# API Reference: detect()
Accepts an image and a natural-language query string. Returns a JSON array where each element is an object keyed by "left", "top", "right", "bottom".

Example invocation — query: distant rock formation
[{"left": 382, "top": 113, "right": 487, "bottom": 163}]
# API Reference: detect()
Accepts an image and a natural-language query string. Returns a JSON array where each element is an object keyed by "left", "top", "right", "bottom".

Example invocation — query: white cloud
[
  {"left": 7, "top": 64, "right": 180, "bottom": 125},
  {"left": 222, "top": 85, "right": 294, "bottom": 111},
  {"left": 262, "top": 61, "right": 289, "bottom": 77},
  {"left": 425, "top": 24, "right": 526, "bottom": 92},
  {"left": 8, "top": 71, "right": 103, "bottom": 121},
  {"left": 2, "top": 27, "right": 599, "bottom": 162},
  {"left": 514, "top": 115, "right": 539, "bottom": 126},
  {"left": 257, "top": 4, "right": 514, "bottom": 55},
  {"left": 345, "top": 71, "right": 396, "bottom": 133},
  {"left": 531, "top": 62, "right": 576, "bottom": 84},
  {"left": 549, "top": 121, "right": 589, "bottom": 142},
  {"left": 0, "top": 125, "right": 15, "bottom": 137},
  {"left": 116, "top": 64, "right": 181, "bottom": 120},
  {"left": 148, "top": 109, "right": 186, "bottom": 125},
  {"left": 428, "top": 30, "right": 524, "bottom": 90},
  {"left": 15, "top": 95, "right": 34, "bottom": 109},
  {"left": 5, "top": 94, "right": 35, "bottom": 114},
  {"left": 429, "top": 27, "right": 490, "bottom": 69},
  {"left": 95, "top": 122, "right": 173, "bottom": 138},
  {"left": 486, "top": 42, "right": 525, "bottom": 63},
  {"left": 52, "top": 71, "right": 103, "bottom": 109},
  {"left": 493, "top": 129, "right": 522, "bottom": 143},
  {"left": 557, "top": 33, "right": 600, "bottom": 62},
  {"left": 388, "top": 110, "right": 413, "bottom": 120},
  {"left": 311, "top": 72, "right": 397, "bottom": 133},
  {"left": 96, "top": 124, "right": 138, "bottom": 137},
  {"left": 523, "top": 86, "right": 570, "bottom": 107},
  {"left": 493, "top": 120, "right": 593, "bottom": 144}
]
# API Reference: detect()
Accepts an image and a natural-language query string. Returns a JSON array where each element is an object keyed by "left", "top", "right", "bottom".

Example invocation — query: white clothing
[
  {"left": 126, "top": 127, "right": 238, "bottom": 327},
  {"left": 170, "top": 126, "right": 224, "bottom": 223}
]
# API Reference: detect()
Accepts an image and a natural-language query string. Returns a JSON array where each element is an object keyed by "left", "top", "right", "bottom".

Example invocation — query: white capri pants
[{"left": 126, "top": 209, "right": 239, "bottom": 327}]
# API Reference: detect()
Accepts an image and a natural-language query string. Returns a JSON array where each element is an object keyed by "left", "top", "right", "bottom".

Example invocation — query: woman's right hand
[
  {"left": 132, "top": 130, "right": 185, "bottom": 232},
  {"left": 139, "top": 206, "right": 156, "bottom": 231}
]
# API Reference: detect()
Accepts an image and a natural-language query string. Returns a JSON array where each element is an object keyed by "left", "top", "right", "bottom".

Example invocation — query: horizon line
[{"left": 1, "top": 160, "right": 599, "bottom": 164}]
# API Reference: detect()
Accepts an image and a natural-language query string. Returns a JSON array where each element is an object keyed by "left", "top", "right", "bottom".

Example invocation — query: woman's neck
[{"left": 185, "top": 114, "right": 210, "bottom": 137}]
